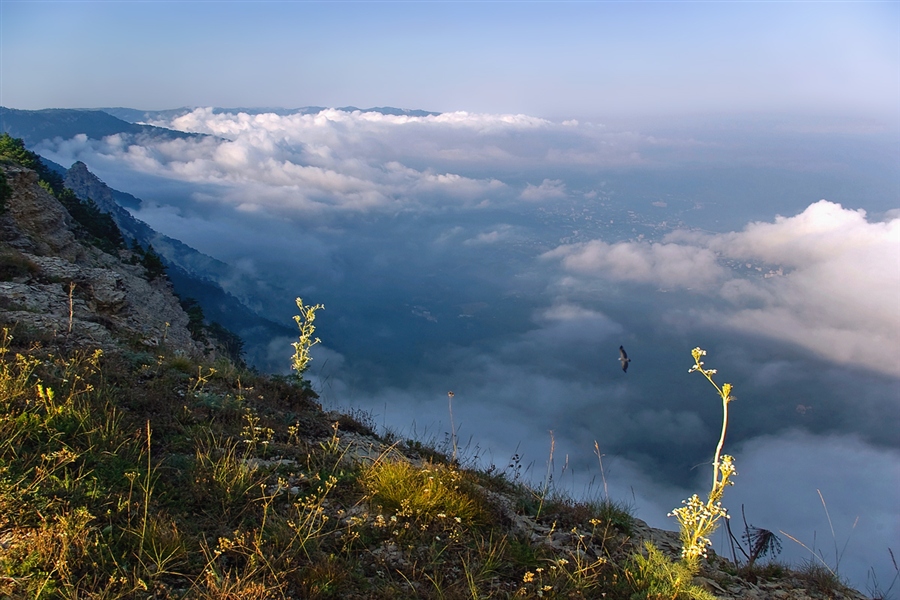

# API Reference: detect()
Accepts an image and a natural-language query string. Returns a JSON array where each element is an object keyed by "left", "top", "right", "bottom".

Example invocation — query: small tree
[{"left": 138, "top": 244, "right": 166, "bottom": 281}]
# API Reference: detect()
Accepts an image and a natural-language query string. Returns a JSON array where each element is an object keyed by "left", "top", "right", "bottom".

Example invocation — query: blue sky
[{"left": 2, "top": 1, "right": 898, "bottom": 119}]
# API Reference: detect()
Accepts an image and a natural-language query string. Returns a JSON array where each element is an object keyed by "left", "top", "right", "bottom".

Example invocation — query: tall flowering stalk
[
  {"left": 291, "top": 297, "right": 324, "bottom": 376},
  {"left": 669, "top": 347, "right": 737, "bottom": 570}
]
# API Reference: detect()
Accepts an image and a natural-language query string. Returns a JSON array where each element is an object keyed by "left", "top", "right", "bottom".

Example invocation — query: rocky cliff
[
  {"left": 61, "top": 160, "right": 294, "bottom": 369},
  {"left": 0, "top": 162, "right": 201, "bottom": 354}
]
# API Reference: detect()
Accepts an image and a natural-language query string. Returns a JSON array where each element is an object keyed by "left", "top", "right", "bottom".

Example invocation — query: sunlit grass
[{"left": 361, "top": 457, "right": 487, "bottom": 525}]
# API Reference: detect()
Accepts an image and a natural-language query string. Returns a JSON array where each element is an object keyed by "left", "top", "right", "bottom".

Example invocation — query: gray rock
[{"left": 0, "top": 163, "right": 202, "bottom": 356}]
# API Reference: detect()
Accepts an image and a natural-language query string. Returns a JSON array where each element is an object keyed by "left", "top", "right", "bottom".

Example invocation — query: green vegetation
[
  {"left": 291, "top": 297, "right": 324, "bottom": 377},
  {"left": 0, "top": 133, "right": 40, "bottom": 169},
  {"left": 625, "top": 542, "right": 717, "bottom": 600},
  {"left": 176, "top": 295, "right": 246, "bottom": 366},
  {"left": 0, "top": 133, "right": 124, "bottom": 254},
  {"left": 0, "top": 317, "right": 639, "bottom": 599},
  {"left": 130, "top": 240, "right": 167, "bottom": 281}
]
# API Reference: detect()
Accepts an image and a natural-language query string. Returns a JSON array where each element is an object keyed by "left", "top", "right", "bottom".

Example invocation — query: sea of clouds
[{"left": 35, "top": 108, "right": 899, "bottom": 591}]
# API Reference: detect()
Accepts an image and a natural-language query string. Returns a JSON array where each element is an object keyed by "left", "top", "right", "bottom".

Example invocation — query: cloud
[
  {"left": 725, "top": 430, "right": 900, "bottom": 591},
  {"left": 709, "top": 202, "right": 900, "bottom": 376},
  {"left": 36, "top": 109, "right": 535, "bottom": 215},
  {"left": 462, "top": 224, "right": 518, "bottom": 246},
  {"left": 544, "top": 240, "right": 726, "bottom": 288},
  {"left": 547, "top": 201, "right": 900, "bottom": 376},
  {"left": 520, "top": 179, "right": 567, "bottom": 202},
  {"left": 36, "top": 107, "right": 692, "bottom": 218},
  {"left": 44, "top": 107, "right": 887, "bottom": 223}
]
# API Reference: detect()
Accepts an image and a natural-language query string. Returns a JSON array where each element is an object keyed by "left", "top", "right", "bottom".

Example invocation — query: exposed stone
[
  {"left": 1, "top": 166, "right": 81, "bottom": 259},
  {"left": 0, "top": 163, "right": 202, "bottom": 356}
]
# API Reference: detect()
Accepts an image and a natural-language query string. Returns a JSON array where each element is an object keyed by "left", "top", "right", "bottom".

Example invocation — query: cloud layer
[
  {"left": 38, "top": 108, "right": 743, "bottom": 218},
  {"left": 547, "top": 201, "right": 900, "bottom": 377},
  {"left": 30, "top": 109, "right": 899, "bottom": 591}
]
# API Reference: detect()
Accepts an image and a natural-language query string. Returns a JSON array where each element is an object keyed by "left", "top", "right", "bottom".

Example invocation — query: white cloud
[
  {"left": 544, "top": 239, "right": 726, "bottom": 288},
  {"left": 520, "top": 178, "right": 567, "bottom": 202},
  {"left": 41, "top": 108, "right": 601, "bottom": 215},
  {"left": 708, "top": 202, "right": 900, "bottom": 376},
  {"left": 547, "top": 201, "right": 900, "bottom": 376},
  {"left": 462, "top": 224, "right": 518, "bottom": 246},
  {"left": 727, "top": 430, "right": 900, "bottom": 592},
  {"left": 37, "top": 107, "right": 745, "bottom": 220}
]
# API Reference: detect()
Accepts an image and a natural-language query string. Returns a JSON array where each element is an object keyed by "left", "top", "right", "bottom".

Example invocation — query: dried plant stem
[
  {"left": 68, "top": 281, "right": 75, "bottom": 333},
  {"left": 536, "top": 431, "right": 555, "bottom": 520},
  {"left": 448, "top": 391, "right": 457, "bottom": 463},
  {"left": 594, "top": 441, "right": 609, "bottom": 501}
]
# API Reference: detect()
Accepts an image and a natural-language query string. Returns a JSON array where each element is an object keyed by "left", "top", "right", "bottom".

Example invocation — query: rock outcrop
[
  {"left": 62, "top": 160, "right": 294, "bottom": 370},
  {"left": 0, "top": 163, "right": 201, "bottom": 355}
]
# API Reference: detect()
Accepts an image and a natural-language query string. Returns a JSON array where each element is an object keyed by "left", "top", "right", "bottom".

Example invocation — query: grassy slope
[{"left": 0, "top": 328, "right": 647, "bottom": 599}]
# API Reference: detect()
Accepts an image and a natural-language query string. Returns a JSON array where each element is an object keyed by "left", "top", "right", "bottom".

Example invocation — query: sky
[
  {"left": 2, "top": 1, "right": 899, "bottom": 121},
  {"left": 3, "top": 0, "right": 900, "bottom": 594}
]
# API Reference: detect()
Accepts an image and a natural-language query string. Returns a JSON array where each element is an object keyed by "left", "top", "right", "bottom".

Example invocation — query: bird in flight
[{"left": 619, "top": 346, "right": 630, "bottom": 373}]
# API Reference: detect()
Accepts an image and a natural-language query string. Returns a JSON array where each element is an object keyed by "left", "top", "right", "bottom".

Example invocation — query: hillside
[
  {"left": 0, "top": 135, "right": 873, "bottom": 599},
  {"left": 61, "top": 160, "right": 294, "bottom": 369},
  {"left": 0, "top": 107, "right": 203, "bottom": 148}
]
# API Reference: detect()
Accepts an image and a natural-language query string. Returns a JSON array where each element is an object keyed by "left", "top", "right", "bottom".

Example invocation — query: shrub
[
  {"left": 626, "top": 541, "right": 717, "bottom": 600},
  {"left": 0, "top": 249, "right": 39, "bottom": 281}
]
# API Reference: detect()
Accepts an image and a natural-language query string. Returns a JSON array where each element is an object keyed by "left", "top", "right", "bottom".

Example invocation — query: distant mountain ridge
[
  {"left": 0, "top": 106, "right": 205, "bottom": 148},
  {"left": 1, "top": 105, "right": 440, "bottom": 149},
  {"left": 101, "top": 106, "right": 442, "bottom": 124}
]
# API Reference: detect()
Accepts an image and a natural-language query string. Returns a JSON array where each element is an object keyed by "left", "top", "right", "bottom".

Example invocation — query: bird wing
[{"left": 619, "top": 346, "right": 630, "bottom": 372}]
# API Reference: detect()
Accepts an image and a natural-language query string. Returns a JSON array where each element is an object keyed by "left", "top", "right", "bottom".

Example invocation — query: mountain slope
[
  {"left": 0, "top": 160, "right": 199, "bottom": 355},
  {"left": 62, "top": 160, "right": 294, "bottom": 369},
  {"left": 0, "top": 106, "right": 205, "bottom": 147}
]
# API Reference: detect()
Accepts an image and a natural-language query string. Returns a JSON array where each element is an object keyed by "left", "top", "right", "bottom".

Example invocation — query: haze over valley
[
  {"left": 2, "top": 1, "right": 898, "bottom": 592},
  {"left": 3, "top": 104, "right": 893, "bottom": 592}
]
